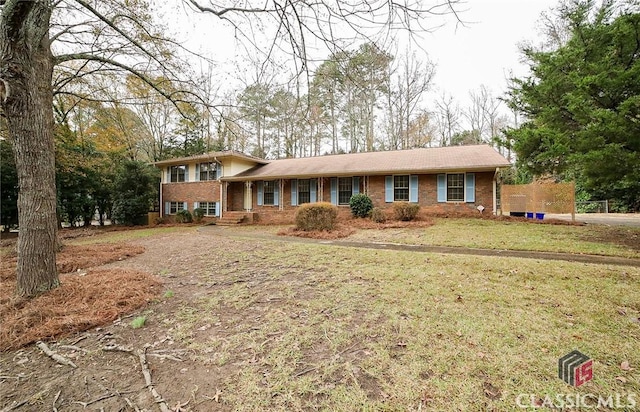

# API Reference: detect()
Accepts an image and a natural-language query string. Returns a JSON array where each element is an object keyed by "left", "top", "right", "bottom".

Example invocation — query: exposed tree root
[{"left": 36, "top": 341, "right": 77, "bottom": 368}]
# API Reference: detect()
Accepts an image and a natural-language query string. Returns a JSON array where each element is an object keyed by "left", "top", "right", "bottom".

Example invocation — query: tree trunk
[{"left": 0, "top": 1, "right": 59, "bottom": 296}]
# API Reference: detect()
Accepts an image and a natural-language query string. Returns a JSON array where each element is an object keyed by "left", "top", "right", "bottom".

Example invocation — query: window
[
  {"left": 169, "top": 201, "right": 185, "bottom": 214},
  {"left": 338, "top": 177, "right": 352, "bottom": 205},
  {"left": 199, "top": 162, "right": 217, "bottom": 181},
  {"left": 298, "top": 179, "right": 311, "bottom": 204},
  {"left": 198, "top": 202, "right": 217, "bottom": 216},
  {"left": 394, "top": 175, "right": 410, "bottom": 201},
  {"left": 447, "top": 173, "right": 465, "bottom": 202},
  {"left": 263, "top": 181, "right": 275, "bottom": 205},
  {"left": 170, "top": 165, "right": 186, "bottom": 182}
]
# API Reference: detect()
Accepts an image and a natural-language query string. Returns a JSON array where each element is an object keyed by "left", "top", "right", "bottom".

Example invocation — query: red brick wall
[
  {"left": 162, "top": 172, "right": 496, "bottom": 219},
  {"left": 244, "top": 171, "right": 495, "bottom": 214},
  {"left": 161, "top": 181, "right": 221, "bottom": 213},
  {"left": 475, "top": 172, "right": 495, "bottom": 210}
]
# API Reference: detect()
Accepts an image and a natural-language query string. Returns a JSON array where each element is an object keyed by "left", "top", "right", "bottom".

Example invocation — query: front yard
[
  {"left": 344, "top": 218, "right": 640, "bottom": 258},
  {"left": 1, "top": 219, "right": 639, "bottom": 411}
]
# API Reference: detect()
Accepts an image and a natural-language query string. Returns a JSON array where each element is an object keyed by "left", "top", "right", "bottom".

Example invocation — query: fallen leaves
[
  {"left": 620, "top": 360, "right": 633, "bottom": 371},
  {"left": 615, "top": 376, "right": 627, "bottom": 384},
  {"left": 482, "top": 381, "right": 501, "bottom": 400}
]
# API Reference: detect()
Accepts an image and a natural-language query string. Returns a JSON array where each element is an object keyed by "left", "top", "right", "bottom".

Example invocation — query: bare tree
[
  {"left": 434, "top": 93, "right": 461, "bottom": 146},
  {"left": 464, "top": 86, "right": 490, "bottom": 144},
  {"left": 386, "top": 50, "right": 435, "bottom": 149},
  {"left": 1, "top": 0, "right": 461, "bottom": 296},
  {"left": 127, "top": 76, "right": 179, "bottom": 162}
]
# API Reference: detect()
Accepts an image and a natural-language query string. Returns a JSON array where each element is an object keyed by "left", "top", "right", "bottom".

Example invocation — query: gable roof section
[
  {"left": 153, "top": 150, "right": 268, "bottom": 167},
  {"left": 224, "top": 145, "right": 510, "bottom": 181}
]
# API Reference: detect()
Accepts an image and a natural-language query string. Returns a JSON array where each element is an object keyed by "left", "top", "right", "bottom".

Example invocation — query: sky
[
  {"left": 424, "top": 0, "right": 559, "bottom": 103},
  {"left": 164, "top": 0, "right": 561, "bottom": 108}
]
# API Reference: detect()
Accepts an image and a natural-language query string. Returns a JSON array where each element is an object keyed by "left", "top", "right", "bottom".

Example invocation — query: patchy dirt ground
[
  {"left": 3, "top": 228, "right": 335, "bottom": 412},
  {"left": 1, "top": 230, "right": 224, "bottom": 411},
  {"left": 1, "top": 223, "right": 639, "bottom": 411}
]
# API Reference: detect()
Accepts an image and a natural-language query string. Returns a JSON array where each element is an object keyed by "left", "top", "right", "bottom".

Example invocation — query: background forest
[{"left": 1, "top": 0, "right": 639, "bottom": 232}]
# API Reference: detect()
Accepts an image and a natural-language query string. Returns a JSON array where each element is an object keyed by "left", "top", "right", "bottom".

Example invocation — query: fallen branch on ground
[
  {"left": 73, "top": 393, "right": 117, "bottom": 408},
  {"left": 52, "top": 390, "right": 61, "bottom": 412},
  {"left": 57, "top": 344, "right": 89, "bottom": 353},
  {"left": 36, "top": 341, "right": 77, "bottom": 368},
  {"left": 103, "top": 344, "right": 171, "bottom": 412},
  {"left": 0, "top": 399, "right": 28, "bottom": 412},
  {"left": 125, "top": 397, "right": 141, "bottom": 412},
  {"left": 147, "top": 353, "right": 182, "bottom": 362}
]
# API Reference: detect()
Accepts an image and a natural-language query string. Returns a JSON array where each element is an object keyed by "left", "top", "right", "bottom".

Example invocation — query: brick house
[{"left": 154, "top": 145, "right": 511, "bottom": 222}]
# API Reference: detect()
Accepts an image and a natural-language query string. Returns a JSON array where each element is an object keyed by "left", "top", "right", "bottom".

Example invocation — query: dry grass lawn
[
  {"left": 0, "top": 220, "right": 639, "bottom": 411},
  {"left": 176, "top": 240, "right": 640, "bottom": 410},
  {"left": 343, "top": 217, "right": 640, "bottom": 258}
]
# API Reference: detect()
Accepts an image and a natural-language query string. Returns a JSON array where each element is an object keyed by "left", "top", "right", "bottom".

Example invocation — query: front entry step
[{"left": 217, "top": 212, "right": 246, "bottom": 225}]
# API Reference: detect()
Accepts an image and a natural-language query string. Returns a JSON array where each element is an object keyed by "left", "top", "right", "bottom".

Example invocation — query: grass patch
[
  {"left": 345, "top": 218, "right": 640, "bottom": 258},
  {"left": 68, "top": 226, "right": 191, "bottom": 245},
  {"left": 188, "top": 239, "right": 640, "bottom": 410},
  {"left": 130, "top": 315, "right": 147, "bottom": 329}
]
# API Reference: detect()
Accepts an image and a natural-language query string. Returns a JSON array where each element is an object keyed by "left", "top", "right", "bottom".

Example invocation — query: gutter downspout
[
  {"left": 215, "top": 157, "right": 223, "bottom": 219},
  {"left": 493, "top": 167, "right": 499, "bottom": 215},
  {"left": 159, "top": 178, "right": 163, "bottom": 218}
]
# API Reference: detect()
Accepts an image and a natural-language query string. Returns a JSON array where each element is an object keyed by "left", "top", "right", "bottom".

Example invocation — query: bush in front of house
[
  {"left": 349, "top": 193, "right": 374, "bottom": 218},
  {"left": 175, "top": 209, "right": 193, "bottom": 223},
  {"left": 393, "top": 202, "right": 420, "bottom": 221},
  {"left": 295, "top": 202, "right": 338, "bottom": 231},
  {"left": 192, "top": 208, "right": 205, "bottom": 223},
  {"left": 370, "top": 207, "right": 387, "bottom": 223}
]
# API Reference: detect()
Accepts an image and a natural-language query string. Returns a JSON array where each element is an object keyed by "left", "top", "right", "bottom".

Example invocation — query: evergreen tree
[
  {"left": 506, "top": 1, "right": 640, "bottom": 210},
  {"left": 111, "top": 161, "right": 158, "bottom": 226}
]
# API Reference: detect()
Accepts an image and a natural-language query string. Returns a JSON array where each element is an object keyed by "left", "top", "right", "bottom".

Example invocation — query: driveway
[{"left": 545, "top": 213, "right": 640, "bottom": 227}]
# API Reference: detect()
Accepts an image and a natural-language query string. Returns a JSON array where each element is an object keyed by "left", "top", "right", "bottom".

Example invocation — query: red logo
[
  {"left": 574, "top": 359, "right": 593, "bottom": 387},
  {"left": 559, "top": 350, "right": 593, "bottom": 387}
]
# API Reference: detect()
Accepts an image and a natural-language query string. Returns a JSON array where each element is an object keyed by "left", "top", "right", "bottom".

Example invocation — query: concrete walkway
[{"left": 200, "top": 225, "right": 640, "bottom": 268}]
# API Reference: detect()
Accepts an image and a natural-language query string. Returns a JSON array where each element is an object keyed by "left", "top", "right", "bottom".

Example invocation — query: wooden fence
[{"left": 501, "top": 181, "right": 575, "bottom": 218}]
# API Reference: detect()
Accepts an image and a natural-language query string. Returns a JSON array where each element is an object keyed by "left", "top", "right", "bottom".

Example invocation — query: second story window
[
  {"left": 170, "top": 165, "right": 186, "bottom": 182},
  {"left": 199, "top": 162, "right": 217, "bottom": 181}
]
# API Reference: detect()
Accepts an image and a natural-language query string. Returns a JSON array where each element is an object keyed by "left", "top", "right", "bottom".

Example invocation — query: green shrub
[
  {"left": 349, "top": 193, "right": 373, "bottom": 218},
  {"left": 192, "top": 208, "right": 205, "bottom": 223},
  {"left": 393, "top": 202, "right": 420, "bottom": 221},
  {"left": 370, "top": 207, "right": 387, "bottom": 223},
  {"left": 295, "top": 202, "right": 338, "bottom": 231},
  {"left": 175, "top": 209, "right": 192, "bottom": 223}
]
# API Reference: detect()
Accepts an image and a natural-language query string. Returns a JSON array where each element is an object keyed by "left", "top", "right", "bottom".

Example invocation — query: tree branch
[
  {"left": 54, "top": 53, "right": 207, "bottom": 118},
  {"left": 186, "top": 0, "right": 277, "bottom": 17},
  {"left": 73, "top": 0, "right": 182, "bottom": 80}
]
